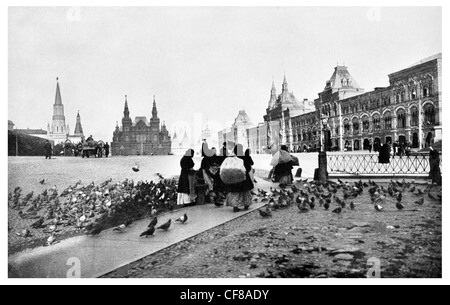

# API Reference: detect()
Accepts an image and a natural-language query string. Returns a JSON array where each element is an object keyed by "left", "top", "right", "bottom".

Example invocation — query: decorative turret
[
  {"left": 51, "top": 77, "right": 68, "bottom": 136},
  {"left": 152, "top": 95, "right": 158, "bottom": 119},
  {"left": 74, "top": 111, "right": 84, "bottom": 136},
  {"left": 123, "top": 95, "right": 130, "bottom": 119},
  {"left": 268, "top": 80, "right": 277, "bottom": 108},
  {"left": 282, "top": 73, "right": 288, "bottom": 93}
]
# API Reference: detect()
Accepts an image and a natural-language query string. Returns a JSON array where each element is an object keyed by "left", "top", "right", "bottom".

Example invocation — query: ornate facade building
[
  {"left": 111, "top": 95, "right": 171, "bottom": 156},
  {"left": 263, "top": 75, "right": 315, "bottom": 151},
  {"left": 220, "top": 53, "right": 442, "bottom": 154},
  {"left": 315, "top": 53, "right": 442, "bottom": 152}
]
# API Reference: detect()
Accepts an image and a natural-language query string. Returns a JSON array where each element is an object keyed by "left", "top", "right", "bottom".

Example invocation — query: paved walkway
[{"left": 8, "top": 178, "right": 273, "bottom": 278}]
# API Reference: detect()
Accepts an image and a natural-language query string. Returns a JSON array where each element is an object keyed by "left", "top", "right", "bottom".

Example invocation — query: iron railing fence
[{"left": 327, "top": 152, "right": 441, "bottom": 175}]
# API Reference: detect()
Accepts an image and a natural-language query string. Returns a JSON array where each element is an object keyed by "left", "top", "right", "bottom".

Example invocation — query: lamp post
[{"left": 317, "top": 116, "right": 329, "bottom": 183}]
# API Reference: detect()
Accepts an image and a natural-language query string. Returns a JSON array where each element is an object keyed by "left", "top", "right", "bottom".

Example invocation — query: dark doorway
[
  {"left": 374, "top": 137, "right": 381, "bottom": 152},
  {"left": 363, "top": 139, "right": 370, "bottom": 150},
  {"left": 385, "top": 136, "right": 392, "bottom": 145},
  {"left": 412, "top": 133, "right": 419, "bottom": 148},
  {"left": 426, "top": 132, "right": 433, "bottom": 147}
]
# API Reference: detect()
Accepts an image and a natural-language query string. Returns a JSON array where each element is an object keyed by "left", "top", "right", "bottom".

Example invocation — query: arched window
[
  {"left": 384, "top": 112, "right": 392, "bottom": 130},
  {"left": 424, "top": 104, "right": 435, "bottom": 125},
  {"left": 411, "top": 89, "right": 417, "bottom": 100},
  {"left": 373, "top": 114, "right": 381, "bottom": 131},
  {"left": 352, "top": 118, "right": 359, "bottom": 134},
  {"left": 344, "top": 119, "right": 350, "bottom": 134},
  {"left": 423, "top": 86, "right": 429, "bottom": 98},
  {"left": 410, "top": 107, "right": 419, "bottom": 126},
  {"left": 397, "top": 109, "right": 406, "bottom": 128},
  {"left": 362, "top": 116, "right": 370, "bottom": 132}
]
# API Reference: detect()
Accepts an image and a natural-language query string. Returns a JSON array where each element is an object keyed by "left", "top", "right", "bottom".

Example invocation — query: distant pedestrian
[
  {"left": 44, "top": 140, "right": 52, "bottom": 159},
  {"left": 104, "top": 142, "right": 110, "bottom": 157},
  {"left": 368, "top": 142, "right": 372, "bottom": 153},
  {"left": 429, "top": 147, "right": 442, "bottom": 185},
  {"left": 378, "top": 143, "right": 391, "bottom": 164}
]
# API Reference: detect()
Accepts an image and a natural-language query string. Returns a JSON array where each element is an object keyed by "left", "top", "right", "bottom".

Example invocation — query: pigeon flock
[
  {"left": 9, "top": 166, "right": 441, "bottom": 250},
  {"left": 253, "top": 178, "right": 441, "bottom": 218},
  {"left": 9, "top": 175, "right": 182, "bottom": 246}
]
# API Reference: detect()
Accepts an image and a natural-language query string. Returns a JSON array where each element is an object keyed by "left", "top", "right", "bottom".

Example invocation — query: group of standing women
[{"left": 176, "top": 143, "right": 255, "bottom": 212}]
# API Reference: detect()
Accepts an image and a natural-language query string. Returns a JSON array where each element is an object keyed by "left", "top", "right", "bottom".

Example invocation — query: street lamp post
[{"left": 317, "top": 116, "right": 329, "bottom": 183}]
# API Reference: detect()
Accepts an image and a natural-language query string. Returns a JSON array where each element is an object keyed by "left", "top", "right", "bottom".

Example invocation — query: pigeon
[
  {"left": 396, "top": 192, "right": 403, "bottom": 202},
  {"left": 18, "top": 229, "right": 32, "bottom": 238},
  {"left": 259, "top": 207, "right": 272, "bottom": 218},
  {"left": 113, "top": 224, "right": 127, "bottom": 232},
  {"left": 39, "top": 179, "right": 45, "bottom": 185},
  {"left": 396, "top": 202, "right": 404, "bottom": 210},
  {"left": 157, "top": 219, "right": 172, "bottom": 231},
  {"left": 298, "top": 203, "right": 309, "bottom": 213},
  {"left": 140, "top": 226, "right": 155, "bottom": 238},
  {"left": 350, "top": 201, "right": 355, "bottom": 210},
  {"left": 30, "top": 217, "right": 45, "bottom": 229},
  {"left": 124, "top": 219, "right": 133, "bottom": 227},
  {"left": 148, "top": 217, "right": 158, "bottom": 228},
  {"left": 88, "top": 225, "right": 103, "bottom": 236},
  {"left": 46, "top": 234, "right": 57, "bottom": 246},
  {"left": 415, "top": 198, "right": 424, "bottom": 205},
  {"left": 176, "top": 213, "right": 188, "bottom": 224},
  {"left": 428, "top": 193, "right": 437, "bottom": 200},
  {"left": 409, "top": 186, "right": 416, "bottom": 193},
  {"left": 45, "top": 224, "right": 58, "bottom": 233},
  {"left": 324, "top": 202, "right": 330, "bottom": 210},
  {"left": 132, "top": 165, "right": 140, "bottom": 172},
  {"left": 374, "top": 204, "right": 384, "bottom": 211},
  {"left": 332, "top": 207, "right": 342, "bottom": 214}
]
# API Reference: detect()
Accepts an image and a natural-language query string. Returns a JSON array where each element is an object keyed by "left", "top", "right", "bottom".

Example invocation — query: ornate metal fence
[{"left": 327, "top": 152, "right": 441, "bottom": 176}]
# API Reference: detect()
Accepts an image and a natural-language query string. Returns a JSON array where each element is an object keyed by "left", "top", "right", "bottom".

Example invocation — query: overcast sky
[{"left": 8, "top": 6, "right": 442, "bottom": 143}]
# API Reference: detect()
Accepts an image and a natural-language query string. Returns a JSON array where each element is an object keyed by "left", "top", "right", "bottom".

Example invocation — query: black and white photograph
[{"left": 3, "top": 1, "right": 448, "bottom": 286}]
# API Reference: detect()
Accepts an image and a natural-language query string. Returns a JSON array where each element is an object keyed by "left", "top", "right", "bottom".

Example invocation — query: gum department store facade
[{"left": 241, "top": 53, "right": 441, "bottom": 154}]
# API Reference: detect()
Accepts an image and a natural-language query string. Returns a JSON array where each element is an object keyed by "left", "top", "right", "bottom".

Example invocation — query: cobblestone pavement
[{"left": 104, "top": 180, "right": 442, "bottom": 278}]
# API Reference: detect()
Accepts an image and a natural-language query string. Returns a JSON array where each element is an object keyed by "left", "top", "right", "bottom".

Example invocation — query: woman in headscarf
[
  {"left": 201, "top": 143, "right": 219, "bottom": 195},
  {"left": 225, "top": 144, "right": 254, "bottom": 212},
  {"left": 177, "top": 149, "right": 197, "bottom": 206},
  {"left": 273, "top": 145, "right": 294, "bottom": 186},
  {"left": 245, "top": 148, "right": 256, "bottom": 183}
]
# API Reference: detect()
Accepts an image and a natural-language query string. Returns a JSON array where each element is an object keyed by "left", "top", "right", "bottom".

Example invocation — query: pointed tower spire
[
  {"left": 55, "top": 77, "right": 62, "bottom": 105},
  {"left": 268, "top": 78, "right": 277, "bottom": 108},
  {"left": 74, "top": 110, "right": 84, "bottom": 136},
  {"left": 282, "top": 72, "right": 288, "bottom": 93},
  {"left": 152, "top": 95, "right": 158, "bottom": 119},
  {"left": 123, "top": 95, "right": 130, "bottom": 118},
  {"left": 51, "top": 77, "right": 67, "bottom": 136}
]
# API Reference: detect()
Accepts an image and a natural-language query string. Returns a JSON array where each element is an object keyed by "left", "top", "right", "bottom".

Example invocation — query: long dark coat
[
  {"left": 44, "top": 142, "right": 52, "bottom": 154},
  {"left": 429, "top": 149, "right": 442, "bottom": 185},
  {"left": 378, "top": 144, "right": 391, "bottom": 164},
  {"left": 177, "top": 156, "right": 195, "bottom": 194}
]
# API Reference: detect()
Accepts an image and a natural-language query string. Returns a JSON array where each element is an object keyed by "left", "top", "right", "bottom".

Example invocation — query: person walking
[
  {"left": 44, "top": 140, "right": 52, "bottom": 159},
  {"left": 273, "top": 145, "right": 294, "bottom": 187},
  {"left": 104, "top": 142, "right": 110, "bottom": 157},
  {"left": 225, "top": 144, "right": 254, "bottom": 212},
  {"left": 177, "top": 149, "right": 197, "bottom": 206},
  {"left": 429, "top": 146, "right": 442, "bottom": 186}
]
